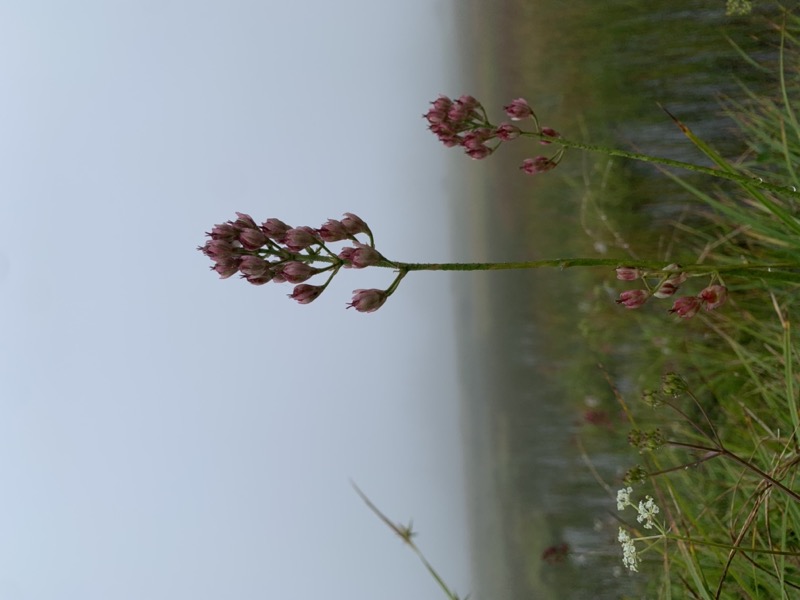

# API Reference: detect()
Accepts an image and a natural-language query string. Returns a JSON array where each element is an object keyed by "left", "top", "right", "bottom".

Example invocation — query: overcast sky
[{"left": 0, "top": 2, "right": 472, "bottom": 599}]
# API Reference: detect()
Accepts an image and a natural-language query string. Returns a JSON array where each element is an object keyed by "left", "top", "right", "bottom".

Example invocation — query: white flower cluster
[
  {"left": 615, "top": 487, "right": 663, "bottom": 572},
  {"left": 616, "top": 486, "right": 632, "bottom": 511},
  {"left": 617, "top": 527, "right": 639, "bottom": 572},
  {"left": 636, "top": 496, "right": 660, "bottom": 529}
]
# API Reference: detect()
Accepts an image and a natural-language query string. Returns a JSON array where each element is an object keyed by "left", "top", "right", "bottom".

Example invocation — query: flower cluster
[
  {"left": 617, "top": 528, "right": 640, "bottom": 572},
  {"left": 627, "top": 428, "right": 665, "bottom": 453},
  {"left": 615, "top": 265, "right": 728, "bottom": 318},
  {"left": 425, "top": 95, "right": 561, "bottom": 173},
  {"left": 199, "top": 212, "right": 401, "bottom": 313},
  {"left": 616, "top": 487, "right": 664, "bottom": 572}
]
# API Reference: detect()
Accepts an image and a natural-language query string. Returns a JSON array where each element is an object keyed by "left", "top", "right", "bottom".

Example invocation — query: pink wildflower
[
  {"left": 284, "top": 226, "right": 320, "bottom": 251},
  {"left": 465, "top": 144, "right": 493, "bottom": 160},
  {"left": 289, "top": 284, "right": 324, "bottom": 305},
  {"left": 318, "top": 219, "right": 349, "bottom": 242},
  {"left": 699, "top": 285, "right": 728, "bottom": 311},
  {"left": 539, "top": 127, "right": 560, "bottom": 145},
  {"left": 495, "top": 122, "right": 521, "bottom": 141},
  {"left": 616, "top": 289, "right": 649, "bottom": 309},
  {"left": 347, "top": 289, "right": 388, "bottom": 313},
  {"left": 338, "top": 243, "right": 381, "bottom": 269},
  {"left": 615, "top": 267, "right": 641, "bottom": 281},
  {"left": 340, "top": 213, "right": 370, "bottom": 236},
  {"left": 504, "top": 98, "right": 533, "bottom": 121},
  {"left": 279, "top": 261, "right": 318, "bottom": 284},
  {"left": 669, "top": 296, "right": 702, "bottom": 318},
  {"left": 520, "top": 156, "right": 557, "bottom": 175},
  {"left": 261, "top": 218, "right": 291, "bottom": 243},
  {"left": 212, "top": 260, "right": 241, "bottom": 280},
  {"left": 239, "top": 228, "right": 268, "bottom": 250},
  {"left": 232, "top": 212, "right": 258, "bottom": 231},
  {"left": 239, "top": 255, "right": 271, "bottom": 278}
]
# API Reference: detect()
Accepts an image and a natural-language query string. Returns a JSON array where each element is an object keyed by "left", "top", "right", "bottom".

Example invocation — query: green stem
[
  {"left": 377, "top": 258, "right": 799, "bottom": 275},
  {"left": 528, "top": 134, "right": 800, "bottom": 199}
]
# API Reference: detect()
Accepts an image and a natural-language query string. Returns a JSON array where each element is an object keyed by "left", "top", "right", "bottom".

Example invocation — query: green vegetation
[{"left": 386, "top": 6, "right": 800, "bottom": 600}]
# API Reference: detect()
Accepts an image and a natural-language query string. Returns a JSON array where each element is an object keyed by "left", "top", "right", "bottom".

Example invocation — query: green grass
[{"left": 586, "top": 11, "right": 800, "bottom": 598}]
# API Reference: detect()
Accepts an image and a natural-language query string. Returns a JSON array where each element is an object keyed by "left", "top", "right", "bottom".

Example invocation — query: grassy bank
[{"left": 587, "top": 14, "right": 800, "bottom": 598}]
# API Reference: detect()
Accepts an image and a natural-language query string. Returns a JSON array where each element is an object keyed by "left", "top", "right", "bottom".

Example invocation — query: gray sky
[{"left": 0, "top": 2, "right": 471, "bottom": 598}]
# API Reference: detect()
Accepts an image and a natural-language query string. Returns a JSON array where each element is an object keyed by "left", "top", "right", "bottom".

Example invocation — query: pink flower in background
[
  {"left": 520, "top": 156, "right": 557, "bottom": 175},
  {"left": 616, "top": 289, "right": 649, "bottom": 309},
  {"left": 503, "top": 98, "right": 533, "bottom": 121},
  {"left": 669, "top": 296, "right": 702, "bottom": 318},
  {"left": 615, "top": 267, "right": 641, "bottom": 281},
  {"left": 699, "top": 285, "right": 728, "bottom": 311},
  {"left": 495, "top": 122, "right": 521, "bottom": 141}
]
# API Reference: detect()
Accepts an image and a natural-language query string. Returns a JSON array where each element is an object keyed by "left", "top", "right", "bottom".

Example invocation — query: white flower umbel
[
  {"left": 616, "top": 486, "right": 633, "bottom": 511},
  {"left": 617, "top": 527, "right": 639, "bottom": 572},
  {"left": 636, "top": 495, "right": 660, "bottom": 530}
]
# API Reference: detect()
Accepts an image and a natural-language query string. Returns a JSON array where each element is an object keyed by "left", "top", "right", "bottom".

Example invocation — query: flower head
[
  {"left": 616, "top": 289, "right": 649, "bottom": 309},
  {"left": 289, "top": 284, "right": 324, "bottom": 305},
  {"left": 699, "top": 284, "right": 728, "bottom": 311},
  {"left": 618, "top": 528, "right": 639, "bottom": 572},
  {"left": 520, "top": 156, "right": 557, "bottom": 175},
  {"left": 668, "top": 296, "right": 702, "bottom": 318},
  {"left": 616, "top": 486, "right": 633, "bottom": 511},
  {"left": 348, "top": 289, "right": 388, "bottom": 313},
  {"left": 341, "top": 213, "right": 371, "bottom": 236},
  {"left": 615, "top": 267, "right": 641, "bottom": 281},
  {"left": 636, "top": 496, "right": 660, "bottom": 530},
  {"left": 504, "top": 98, "right": 534, "bottom": 121}
]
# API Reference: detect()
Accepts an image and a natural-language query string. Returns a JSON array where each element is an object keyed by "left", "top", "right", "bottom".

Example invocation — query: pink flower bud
[
  {"left": 347, "top": 289, "right": 388, "bottom": 313},
  {"left": 503, "top": 98, "right": 533, "bottom": 121},
  {"left": 239, "top": 255, "right": 271, "bottom": 278},
  {"left": 615, "top": 267, "right": 641, "bottom": 281},
  {"left": 232, "top": 212, "right": 258, "bottom": 231},
  {"left": 212, "top": 259, "right": 241, "bottom": 279},
  {"left": 699, "top": 285, "right": 728, "bottom": 311},
  {"left": 654, "top": 281, "right": 679, "bottom": 298},
  {"left": 244, "top": 274, "right": 273, "bottom": 286},
  {"left": 239, "top": 227, "right": 268, "bottom": 250},
  {"left": 495, "top": 122, "right": 521, "bottom": 141},
  {"left": 200, "top": 239, "right": 236, "bottom": 262},
  {"left": 340, "top": 213, "right": 370, "bottom": 236},
  {"left": 424, "top": 106, "right": 449, "bottom": 125},
  {"left": 279, "top": 261, "right": 317, "bottom": 283},
  {"left": 431, "top": 95, "right": 453, "bottom": 112},
  {"left": 339, "top": 243, "right": 381, "bottom": 269},
  {"left": 465, "top": 144, "right": 493, "bottom": 160},
  {"left": 284, "top": 226, "right": 320, "bottom": 251},
  {"left": 541, "top": 127, "right": 560, "bottom": 138},
  {"left": 318, "top": 219, "right": 350, "bottom": 242},
  {"left": 654, "top": 272, "right": 687, "bottom": 298},
  {"left": 520, "top": 156, "right": 557, "bottom": 175},
  {"left": 289, "top": 284, "right": 324, "bottom": 305},
  {"left": 539, "top": 127, "right": 560, "bottom": 145},
  {"left": 616, "top": 289, "right": 649, "bottom": 309},
  {"left": 261, "top": 218, "right": 291, "bottom": 242},
  {"left": 669, "top": 296, "right": 703, "bottom": 318},
  {"left": 207, "top": 223, "right": 238, "bottom": 242}
]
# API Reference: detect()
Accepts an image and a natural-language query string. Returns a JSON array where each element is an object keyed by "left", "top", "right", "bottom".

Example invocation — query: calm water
[{"left": 451, "top": 3, "right": 784, "bottom": 598}]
